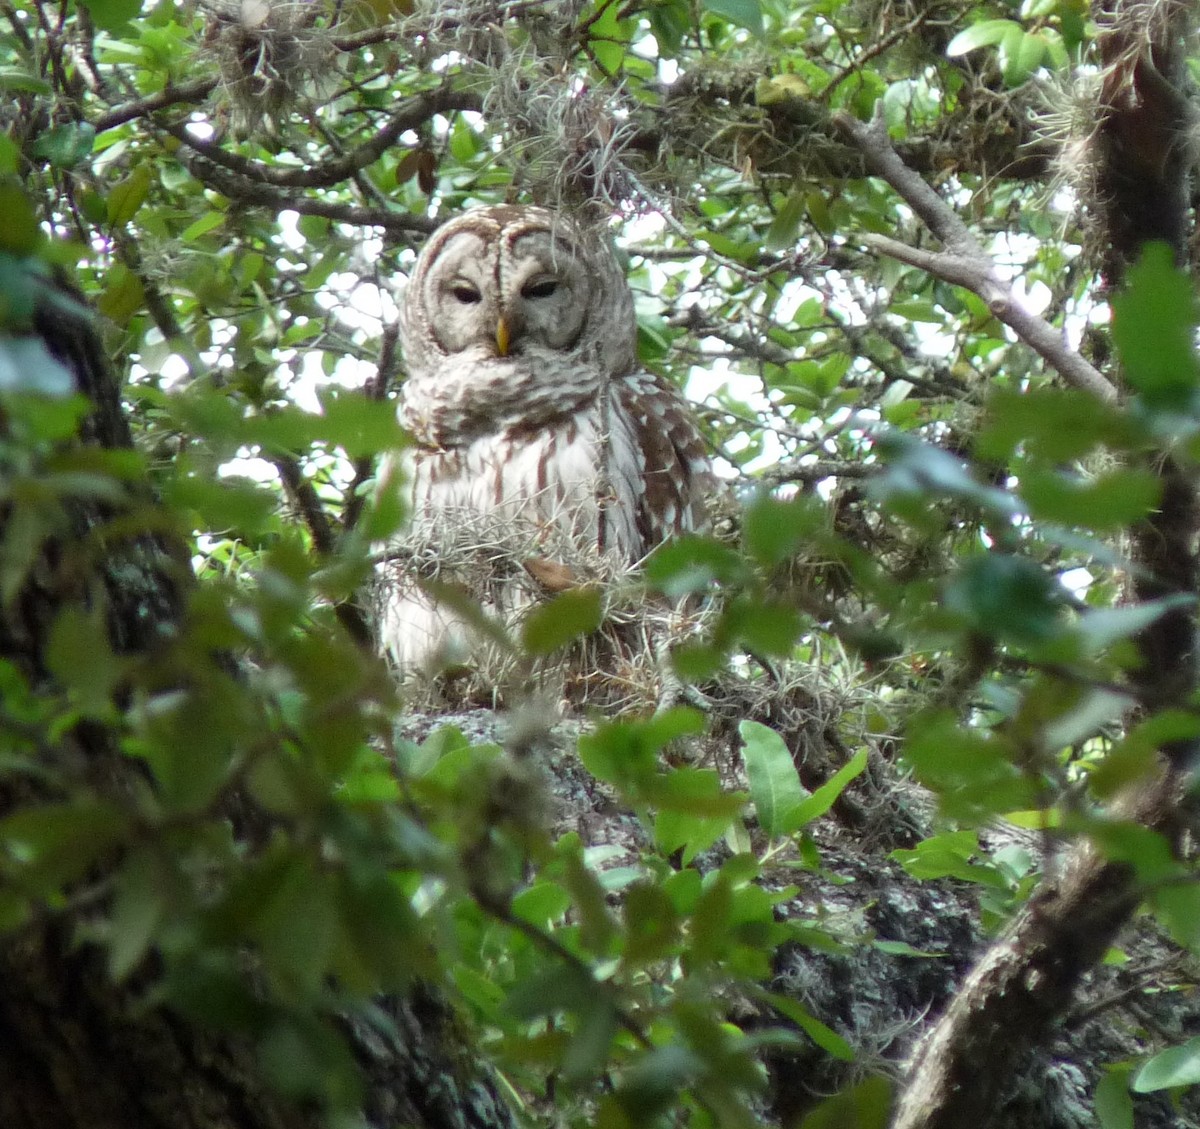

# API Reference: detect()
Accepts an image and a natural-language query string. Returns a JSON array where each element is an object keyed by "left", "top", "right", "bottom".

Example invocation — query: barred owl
[{"left": 377, "top": 204, "right": 711, "bottom": 671}]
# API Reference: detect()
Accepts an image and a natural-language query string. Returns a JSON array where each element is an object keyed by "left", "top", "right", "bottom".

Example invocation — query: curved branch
[
  {"left": 91, "top": 28, "right": 428, "bottom": 134},
  {"left": 832, "top": 109, "right": 1118, "bottom": 404},
  {"left": 173, "top": 147, "right": 439, "bottom": 234},
  {"left": 165, "top": 86, "right": 481, "bottom": 190},
  {"left": 93, "top": 77, "right": 220, "bottom": 132},
  {"left": 894, "top": 766, "right": 1183, "bottom": 1129}
]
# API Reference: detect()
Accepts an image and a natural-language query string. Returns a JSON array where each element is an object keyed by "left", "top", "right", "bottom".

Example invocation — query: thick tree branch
[
  {"left": 172, "top": 147, "right": 439, "bottom": 234},
  {"left": 165, "top": 86, "right": 481, "bottom": 190},
  {"left": 93, "top": 77, "right": 220, "bottom": 131},
  {"left": 832, "top": 109, "right": 1118, "bottom": 404},
  {"left": 887, "top": 1, "right": 1199, "bottom": 1124},
  {"left": 894, "top": 766, "right": 1184, "bottom": 1129},
  {"left": 1, "top": 264, "right": 514, "bottom": 1129}
]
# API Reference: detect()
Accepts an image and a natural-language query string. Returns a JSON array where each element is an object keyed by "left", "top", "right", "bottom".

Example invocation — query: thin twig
[
  {"left": 821, "top": 12, "right": 930, "bottom": 103},
  {"left": 274, "top": 452, "right": 374, "bottom": 648},
  {"left": 343, "top": 318, "right": 400, "bottom": 535}
]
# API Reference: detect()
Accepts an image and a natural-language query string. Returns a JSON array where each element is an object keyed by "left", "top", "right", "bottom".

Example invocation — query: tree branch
[
  {"left": 172, "top": 147, "right": 440, "bottom": 234},
  {"left": 164, "top": 86, "right": 481, "bottom": 190},
  {"left": 894, "top": 765, "right": 1184, "bottom": 1129},
  {"left": 343, "top": 318, "right": 400, "bottom": 536},
  {"left": 93, "top": 77, "right": 220, "bottom": 132},
  {"left": 832, "top": 108, "right": 1119, "bottom": 404},
  {"left": 273, "top": 452, "right": 374, "bottom": 648}
]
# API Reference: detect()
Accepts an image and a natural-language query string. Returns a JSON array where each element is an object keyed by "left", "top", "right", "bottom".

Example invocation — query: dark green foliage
[{"left": 5, "top": 1, "right": 1200, "bottom": 1126}]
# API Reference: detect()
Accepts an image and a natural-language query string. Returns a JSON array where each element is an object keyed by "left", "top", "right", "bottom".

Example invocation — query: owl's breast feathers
[
  {"left": 399, "top": 351, "right": 605, "bottom": 449},
  {"left": 400, "top": 369, "right": 710, "bottom": 567}
]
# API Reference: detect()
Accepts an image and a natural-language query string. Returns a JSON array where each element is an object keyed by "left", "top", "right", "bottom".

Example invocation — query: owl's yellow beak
[{"left": 495, "top": 316, "right": 511, "bottom": 357}]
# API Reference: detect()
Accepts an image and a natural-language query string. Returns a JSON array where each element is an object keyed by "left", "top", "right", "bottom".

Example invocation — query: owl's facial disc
[{"left": 416, "top": 220, "right": 597, "bottom": 363}]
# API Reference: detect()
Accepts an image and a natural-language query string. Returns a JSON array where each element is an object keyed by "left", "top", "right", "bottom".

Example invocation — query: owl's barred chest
[
  {"left": 408, "top": 399, "right": 644, "bottom": 560},
  {"left": 402, "top": 353, "right": 604, "bottom": 448}
]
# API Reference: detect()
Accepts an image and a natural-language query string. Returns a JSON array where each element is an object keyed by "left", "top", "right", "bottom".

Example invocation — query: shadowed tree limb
[
  {"left": 892, "top": 766, "right": 1185, "bottom": 1129},
  {"left": 162, "top": 86, "right": 481, "bottom": 191}
]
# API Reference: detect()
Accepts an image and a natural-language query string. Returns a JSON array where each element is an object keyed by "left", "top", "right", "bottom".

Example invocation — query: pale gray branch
[{"left": 833, "top": 109, "right": 1118, "bottom": 404}]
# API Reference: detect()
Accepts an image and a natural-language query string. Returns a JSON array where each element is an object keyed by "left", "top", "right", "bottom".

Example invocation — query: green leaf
[
  {"left": 798, "top": 1076, "right": 892, "bottom": 1129},
  {"left": 785, "top": 749, "right": 868, "bottom": 832},
  {"left": 946, "top": 19, "right": 1021, "bottom": 56},
  {"left": 1075, "top": 594, "right": 1195, "bottom": 654},
  {"left": 872, "top": 939, "right": 945, "bottom": 957},
  {"left": 31, "top": 122, "right": 96, "bottom": 169},
  {"left": 723, "top": 596, "right": 804, "bottom": 656},
  {"left": 1132, "top": 1036, "right": 1200, "bottom": 1092},
  {"left": 165, "top": 474, "right": 278, "bottom": 536},
  {"left": 45, "top": 605, "right": 120, "bottom": 714},
  {"left": 644, "top": 534, "right": 747, "bottom": 596},
  {"left": 563, "top": 847, "right": 619, "bottom": 955},
  {"left": 1094, "top": 1066, "right": 1134, "bottom": 1129},
  {"left": 739, "top": 720, "right": 805, "bottom": 839},
  {"left": 579, "top": 708, "right": 706, "bottom": 788},
  {"left": 621, "top": 882, "right": 679, "bottom": 965},
  {"left": 254, "top": 859, "right": 339, "bottom": 994},
  {"left": 902, "top": 712, "right": 1037, "bottom": 821},
  {"left": 561, "top": 997, "right": 619, "bottom": 1083},
  {"left": 107, "top": 165, "right": 152, "bottom": 226},
  {"left": 0, "top": 134, "right": 18, "bottom": 175},
  {"left": 703, "top": 0, "right": 763, "bottom": 35},
  {"left": 108, "top": 848, "right": 167, "bottom": 981},
  {"left": 257, "top": 1017, "right": 360, "bottom": 1108},
  {"left": 180, "top": 210, "right": 226, "bottom": 242},
  {"left": 586, "top": 0, "right": 634, "bottom": 73},
  {"left": 872, "top": 431, "right": 1016, "bottom": 518},
  {"left": 762, "top": 990, "right": 856, "bottom": 1061},
  {"left": 0, "top": 801, "right": 126, "bottom": 887},
  {"left": 0, "top": 184, "right": 40, "bottom": 255},
  {"left": 653, "top": 768, "right": 744, "bottom": 864},
  {"left": 0, "top": 67, "right": 52, "bottom": 95},
  {"left": 1019, "top": 467, "right": 1160, "bottom": 530},
  {"left": 80, "top": 0, "right": 143, "bottom": 30},
  {"left": 1000, "top": 28, "right": 1046, "bottom": 86},
  {"left": 616, "top": 1044, "right": 702, "bottom": 1120},
  {"left": 314, "top": 391, "right": 408, "bottom": 457},
  {"left": 1112, "top": 242, "right": 1200, "bottom": 411},
  {"left": 943, "top": 553, "right": 1065, "bottom": 646},
  {"left": 505, "top": 962, "right": 599, "bottom": 1020},
  {"left": 521, "top": 588, "right": 603, "bottom": 654},
  {"left": 766, "top": 190, "right": 806, "bottom": 251},
  {"left": 979, "top": 387, "right": 1143, "bottom": 461},
  {"left": 892, "top": 831, "right": 1008, "bottom": 887},
  {"left": 1151, "top": 879, "right": 1200, "bottom": 952},
  {"left": 742, "top": 494, "right": 824, "bottom": 565}
]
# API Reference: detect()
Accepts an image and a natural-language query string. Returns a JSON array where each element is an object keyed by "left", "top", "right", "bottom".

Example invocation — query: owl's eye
[
  {"left": 450, "top": 282, "right": 481, "bottom": 303},
  {"left": 522, "top": 277, "right": 558, "bottom": 300}
]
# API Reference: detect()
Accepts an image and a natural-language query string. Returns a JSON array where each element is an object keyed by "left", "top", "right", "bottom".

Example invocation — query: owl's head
[{"left": 400, "top": 206, "right": 637, "bottom": 391}]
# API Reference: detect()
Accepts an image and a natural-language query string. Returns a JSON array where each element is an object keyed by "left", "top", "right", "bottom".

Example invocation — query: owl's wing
[{"left": 613, "top": 372, "right": 713, "bottom": 553}]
